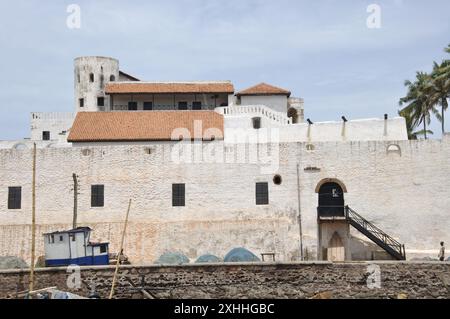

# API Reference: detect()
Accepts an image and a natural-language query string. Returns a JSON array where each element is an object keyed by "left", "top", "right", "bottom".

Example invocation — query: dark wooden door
[{"left": 318, "top": 182, "right": 344, "bottom": 217}]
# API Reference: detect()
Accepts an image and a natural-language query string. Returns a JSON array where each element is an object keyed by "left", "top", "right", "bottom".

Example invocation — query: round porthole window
[{"left": 273, "top": 175, "right": 282, "bottom": 185}]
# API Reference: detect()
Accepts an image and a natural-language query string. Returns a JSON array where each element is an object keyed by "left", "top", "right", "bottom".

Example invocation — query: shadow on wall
[
  {"left": 153, "top": 248, "right": 261, "bottom": 265},
  {"left": 0, "top": 256, "right": 28, "bottom": 270}
]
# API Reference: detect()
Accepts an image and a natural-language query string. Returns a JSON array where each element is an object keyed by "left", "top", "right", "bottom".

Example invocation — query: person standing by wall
[{"left": 438, "top": 242, "right": 445, "bottom": 261}]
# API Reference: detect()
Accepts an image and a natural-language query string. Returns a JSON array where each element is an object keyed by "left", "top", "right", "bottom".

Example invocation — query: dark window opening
[
  {"left": 79, "top": 98, "right": 84, "bottom": 108},
  {"left": 8, "top": 187, "right": 21, "bottom": 210},
  {"left": 192, "top": 101, "right": 202, "bottom": 110},
  {"left": 50, "top": 235, "right": 55, "bottom": 244},
  {"left": 178, "top": 102, "right": 188, "bottom": 110},
  {"left": 128, "top": 102, "right": 138, "bottom": 111},
  {"left": 172, "top": 184, "right": 185, "bottom": 207},
  {"left": 256, "top": 182, "right": 269, "bottom": 205},
  {"left": 59, "top": 235, "right": 63, "bottom": 242},
  {"left": 70, "top": 234, "right": 76, "bottom": 242},
  {"left": 110, "top": 75, "right": 115, "bottom": 82},
  {"left": 42, "top": 131, "right": 50, "bottom": 141},
  {"left": 89, "top": 73, "right": 94, "bottom": 82},
  {"left": 273, "top": 175, "right": 282, "bottom": 185},
  {"left": 100, "top": 245, "right": 107, "bottom": 254},
  {"left": 97, "top": 97, "right": 105, "bottom": 107},
  {"left": 144, "top": 102, "right": 153, "bottom": 110},
  {"left": 252, "top": 117, "right": 261, "bottom": 129},
  {"left": 91, "top": 185, "right": 104, "bottom": 207},
  {"left": 288, "top": 108, "right": 299, "bottom": 124}
]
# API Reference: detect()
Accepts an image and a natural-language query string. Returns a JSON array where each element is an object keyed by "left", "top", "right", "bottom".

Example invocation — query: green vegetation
[{"left": 399, "top": 44, "right": 450, "bottom": 139}]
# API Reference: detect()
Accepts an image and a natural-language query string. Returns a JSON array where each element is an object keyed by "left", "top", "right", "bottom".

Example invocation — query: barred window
[
  {"left": 8, "top": 187, "right": 21, "bottom": 209},
  {"left": 42, "top": 131, "right": 50, "bottom": 141},
  {"left": 91, "top": 185, "right": 104, "bottom": 207},
  {"left": 172, "top": 184, "right": 185, "bottom": 207},
  {"left": 256, "top": 182, "right": 269, "bottom": 205}
]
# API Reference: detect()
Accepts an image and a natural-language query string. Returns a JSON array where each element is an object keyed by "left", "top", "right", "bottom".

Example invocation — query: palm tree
[
  {"left": 429, "top": 60, "right": 450, "bottom": 134},
  {"left": 399, "top": 72, "right": 436, "bottom": 139}
]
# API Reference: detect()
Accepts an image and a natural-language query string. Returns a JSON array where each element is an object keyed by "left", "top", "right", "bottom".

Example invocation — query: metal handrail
[{"left": 345, "top": 206, "right": 404, "bottom": 255}]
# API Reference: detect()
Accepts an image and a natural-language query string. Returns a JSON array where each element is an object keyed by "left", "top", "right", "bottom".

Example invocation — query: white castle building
[{"left": 0, "top": 56, "right": 448, "bottom": 265}]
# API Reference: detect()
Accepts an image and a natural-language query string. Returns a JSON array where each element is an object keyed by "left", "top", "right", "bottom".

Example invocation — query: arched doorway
[
  {"left": 327, "top": 232, "right": 345, "bottom": 262},
  {"left": 317, "top": 181, "right": 345, "bottom": 218},
  {"left": 287, "top": 108, "right": 298, "bottom": 124}
]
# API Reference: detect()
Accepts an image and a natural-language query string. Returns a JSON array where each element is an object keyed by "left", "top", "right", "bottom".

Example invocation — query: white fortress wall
[
  {"left": 0, "top": 136, "right": 449, "bottom": 264},
  {"left": 223, "top": 116, "right": 408, "bottom": 142}
]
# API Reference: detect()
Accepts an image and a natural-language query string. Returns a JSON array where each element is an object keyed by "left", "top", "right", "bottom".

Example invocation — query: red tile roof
[
  {"left": 236, "top": 83, "right": 291, "bottom": 97},
  {"left": 105, "top": 82, "right": 234, "bottom": 94},
  {"left": 68, "top": 111, "right": 224, "bottom": 142}
]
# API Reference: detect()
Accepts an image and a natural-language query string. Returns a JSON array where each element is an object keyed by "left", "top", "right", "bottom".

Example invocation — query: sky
[{"left": 0, "top": 0, "right": 449, "bottom": 140}]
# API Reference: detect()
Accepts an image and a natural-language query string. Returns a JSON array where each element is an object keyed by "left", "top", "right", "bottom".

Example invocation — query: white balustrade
[{"left": 215, "top": 105, "right": 292, "bottom": 125}]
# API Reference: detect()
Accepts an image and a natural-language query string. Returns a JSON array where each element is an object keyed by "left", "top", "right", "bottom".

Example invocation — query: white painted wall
[
  {"left": 240, "top": 95, "right": 288, "bottom": 113},
  {"left": 74, "top": 56, "right": 119, "bottom": 112},
  {"left": 222, "top": 115, "right": 408, "bottom": 142},
  {"left": 30, "top": 112, "right": 75, "bottom": 142},
  {"left": 0, "top": 136, "right": 448, "bottom": 264}
]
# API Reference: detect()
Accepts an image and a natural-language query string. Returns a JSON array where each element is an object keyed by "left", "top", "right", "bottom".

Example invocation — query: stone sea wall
[{"left": 0, "top": 262, "right": 448, "bottom": 299}]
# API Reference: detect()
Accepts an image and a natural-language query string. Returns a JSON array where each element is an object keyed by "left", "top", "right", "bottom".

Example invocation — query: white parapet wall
[
  {"left": 30, "top": 112, "right": 75, "bottom": 143},
  {"left": 218, "top": 106, "right": 408, "bottom": 143}
]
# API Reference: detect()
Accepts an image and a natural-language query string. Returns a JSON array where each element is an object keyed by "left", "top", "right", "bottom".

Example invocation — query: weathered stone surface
[{"left": 0, "top": 262, "right": 448, "bottom": 299}]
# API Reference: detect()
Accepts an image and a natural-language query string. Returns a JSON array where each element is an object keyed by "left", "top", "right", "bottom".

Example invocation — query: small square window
[
  {"left": 144, "top": 102, "right": 153, "bottom": 110},
  {"left": 42, "top": 131, "right": 50, "bottom": 141},
  {"left": 172, "top": 184, "right": 185, "bottom": 207},
  {"left": 192, "top": 101, "right": 202, "bottom": 110},
  {"left": 79, "top": 98, "right": 84, "bottom": 108},
  {"left": 70, "top": 234, "right": 76, "bottom": 242},
  {"left": 252, "top": 117, "right": 261, "bottom": 129},
  {"left": 256, "top": 182, "right": 269, "bottom": 205},
  {"left": 8, "top": 187, "right": 21, "bottom": 210},
  {"left": 59, "top": 235, "right": 63, "bottom": 242},
  {"left": 89, "top": 73, "right": 94, "bottom": 82},
  {"left": 91, "top": 185, "right": 104, "bottom": 207},
  {"left": 128, "top": 102, "right": 138, "bottom": 111},
  {"left": 100, "top": 245, "right": 107, "bottom": 254},
  {"left": 97, "top": 97, "right": 105, "bottom": 107},
  {"left": 178, "top": 102, "right": 188, "bottom": 110}
]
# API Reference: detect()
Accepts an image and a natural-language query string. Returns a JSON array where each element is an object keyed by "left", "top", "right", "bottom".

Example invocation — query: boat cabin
[{"left": 43, "top": 227, "right": 109, "bottom": 267}]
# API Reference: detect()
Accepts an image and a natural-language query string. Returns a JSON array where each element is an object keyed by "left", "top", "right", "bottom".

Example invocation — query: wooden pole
[
  {"left": 109, "top": 199, "right": 132, "bottom": 299},
  {"left": 296, "top": 164, "right": 304, "bottom": 261},
  {"left": 29, "top": 143, "right": 37, "bottom": 293},
  {"left": 72, "top": 173, "right": 78, "bottom": 229}
]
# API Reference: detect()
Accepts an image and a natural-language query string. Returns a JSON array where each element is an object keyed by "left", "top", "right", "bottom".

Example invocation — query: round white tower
[{"left": 74, "top": 56, "right": 119, "bottom": 112}]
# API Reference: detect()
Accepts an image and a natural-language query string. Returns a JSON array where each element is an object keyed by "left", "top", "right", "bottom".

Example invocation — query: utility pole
[
  {"left": 72, "top": 173, "right": 78, "bottom": 229},
  {"left": 29, "top": 143, "right": 37, "bottom": 293},
  {"left": 296, "top": 164, "right": 304, "bottom": 261},
  {"left": 109, "top": 199, "right": 132, "bottom": 299}
]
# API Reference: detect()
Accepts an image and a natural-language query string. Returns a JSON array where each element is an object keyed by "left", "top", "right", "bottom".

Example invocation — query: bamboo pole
[
  {"left": 109, "top": 199, "right": 132, "bottom": 299},
  {"left": 29, "top": 143, "right": 37, "bottom": 293},
  {"left": 296, "top": 164, "right": 304, "bottom": 261},
  {"left": 72, "top": 173, "right": 78, "bottom": 229}
]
